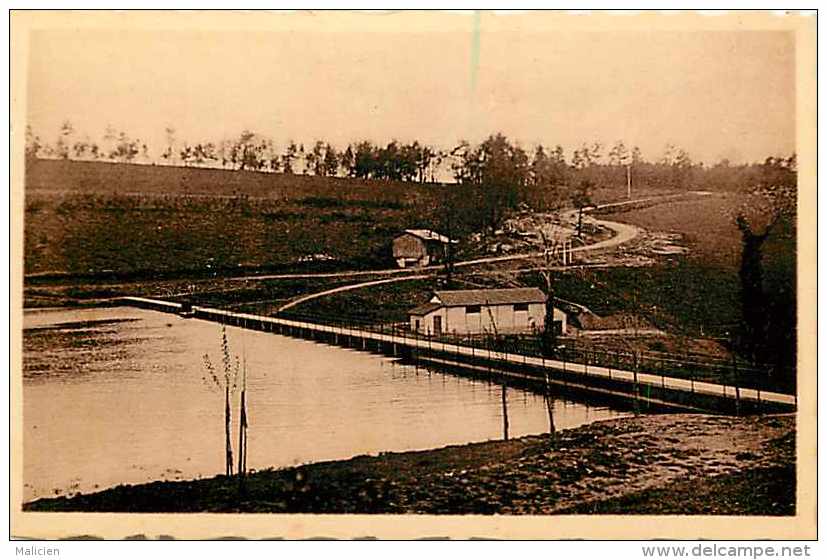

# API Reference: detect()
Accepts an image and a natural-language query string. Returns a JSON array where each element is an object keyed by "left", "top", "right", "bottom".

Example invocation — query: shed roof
[
  {"left": 399, "top": 229, "right": 457, "bottom": 244},
  {"left": 408, "top": 301, "right": 443, "bottom": 316},
  {"left": 433, "top": 287, "right": 547, "bottom": 307}
]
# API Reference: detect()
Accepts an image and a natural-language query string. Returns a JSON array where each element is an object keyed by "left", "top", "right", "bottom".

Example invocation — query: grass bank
[{"left": 25, "top": 414, "right": 794, "bottom": 515}]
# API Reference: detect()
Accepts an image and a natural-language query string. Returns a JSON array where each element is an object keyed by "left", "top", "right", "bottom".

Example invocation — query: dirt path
[
  {"left": 277, "top": 274, "right": 429, "bottom": 312},
  {"left": 571, "top": 217, "right": 640, "bottom": 253},
  {"left": 273, "top": 205, "right": 646, "bottom": 312},
  {"left": 225, "top": 197, "right": 653, "bottom": 283}
]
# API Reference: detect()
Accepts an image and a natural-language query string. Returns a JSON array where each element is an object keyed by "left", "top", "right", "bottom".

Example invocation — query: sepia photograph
[{"left": 9, "top": 9, "right": 817, "bottom": 541}]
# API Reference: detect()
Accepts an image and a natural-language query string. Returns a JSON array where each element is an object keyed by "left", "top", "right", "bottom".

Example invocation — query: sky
[{"left": 25, "top": 19, "right": 796, "bottom": 165}]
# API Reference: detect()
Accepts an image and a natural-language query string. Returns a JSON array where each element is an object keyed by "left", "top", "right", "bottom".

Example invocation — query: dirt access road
[
  {"left": 275, "top": 200, "right": 649, "bottom": 312},
  {"left": 244, "top": 210, "right": 641, "bottom": 285}
]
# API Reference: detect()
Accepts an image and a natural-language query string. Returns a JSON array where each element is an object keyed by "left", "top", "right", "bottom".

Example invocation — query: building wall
[
  {"left": 393, "top": 234, "right": 426, "bottom": 260},
  {"left": 410, "top": 308, "right": 446, "bottom": 334},
  {"left": 411, "top": 304, "right": 566, "bottom": 335},
  {"left": 552, "top": 307, "right": 567, "bottom": 334},
  {"left": 423, "top": 240, "right": 447, "bottom": 264}
]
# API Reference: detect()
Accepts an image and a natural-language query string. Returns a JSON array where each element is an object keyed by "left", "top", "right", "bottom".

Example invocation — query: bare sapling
[
  {"left": 202, "top": 324, "right": 240, "bottom": 477},
  {"left": 237, "top": 353, "right": 248, "bottom": 480}
]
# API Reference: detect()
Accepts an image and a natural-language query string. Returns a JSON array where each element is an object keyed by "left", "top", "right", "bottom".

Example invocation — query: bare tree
[
  {"left": 237, "top": 354, "right": 248, "bottom": 481},
  {"left": 202, "top": 325, "right": 240, "bottom": 476}
]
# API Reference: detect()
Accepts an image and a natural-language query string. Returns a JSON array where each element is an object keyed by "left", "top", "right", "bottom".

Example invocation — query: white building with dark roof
[{"left": 408, "top": 287, "right": 566, "bottom": 336}]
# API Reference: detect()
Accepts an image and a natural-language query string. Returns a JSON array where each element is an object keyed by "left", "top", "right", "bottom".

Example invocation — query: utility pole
[
  {"left": 443, "top": 184, "right": 455, "bottom": 287},
  {"left": 626, "top": 163, "right": 632, "bottom": 200}
]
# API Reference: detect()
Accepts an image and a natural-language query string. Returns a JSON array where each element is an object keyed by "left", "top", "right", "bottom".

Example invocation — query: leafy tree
[
  {"left": 306, "top": 141, "right": 326, "bottom": 176},
  {"left": 660, "top": 143, "right": 677, "bottom": 166},
  {"left": 238, "top": 130, "right": 256, "bottom": 170},
  {"left": 531, "top": 145, "right": 550, "bottom": 183},
  {"left": 571, "top": 145, "right": 587, "bottom": 170},
  {"left": 266, "top": 142, "right": 280, "bottom": 172},
  {"left": 25, "top": 125, "right": 41, "bottom": 166},
  {"left": 322, "top": 143, "right": 339, "bottom": 177},
  {"left": 298, "top": 143, "right": 307, "bottom": 174},
  {"left": 55, "top": 120, "right": 74, "bottom": 159},
  {"left": 180, "top": 144, "right": 194, "bottom": 166},
  {"left": 413, "top": 143, "right": 435, "bottom": 183},
  {"left": 340, "top": 145, "right": 355, "bottom": 177},
  {"left": 733, "top": 157, "right": 796, "bottom": 372},
  {"left": 455, "top": 133, "right": 529, "bottom": 232},
  {"left": 449, "top": 140, "right": 473, "bottom": 182},
  {"left": 672, "top": 148, "right": 694, "bottom": 188},
  {"left": 72, "top": 138, "right": 89, "bottom": 159},
  {"left": 281, "top": 141, "right": 299, "bottom": 174},
  {"left": 162, "top": 126, "right": 177, "bottom": 164},
  {"left": 353, "top": 141, "right": 376, "bottom": 179},
  {"left": 530, "top": 144, "right": 565, "bottom": 209},
  {"left": 551, "top": 145, "right": 566, "bottom": 166},
  {"left": 631, "top": 146, "right": 643, "bottom": 165},
  {"left": 608, "top": 140, "right": 629, "bottom": 166},
  {"left": 589, "top": 142, "right": 603, "bottom": 166}
]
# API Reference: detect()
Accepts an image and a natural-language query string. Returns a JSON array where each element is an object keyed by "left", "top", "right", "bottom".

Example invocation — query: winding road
[{"left": 275, "top": 201, "right": 649, "bottom": 312}]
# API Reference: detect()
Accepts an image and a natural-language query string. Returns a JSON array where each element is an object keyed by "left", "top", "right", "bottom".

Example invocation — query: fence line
[
  {"left": 120, "top": 298, "right": 795, "bottom": 411},
  {"left": 275, "top": 309, "right": 790, "bottom": 395}
]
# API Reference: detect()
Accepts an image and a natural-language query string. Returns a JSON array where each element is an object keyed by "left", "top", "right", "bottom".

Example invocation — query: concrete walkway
[{"left": 183, "top": 301, "right": 797, "bottom": 408}]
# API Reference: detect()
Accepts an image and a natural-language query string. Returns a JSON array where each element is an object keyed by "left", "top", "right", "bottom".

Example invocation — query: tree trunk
[
  {"left": 237, "top": 389, "right": 247, "bottom": 477},
  {"left": 225, "top": 386, "right": 233, "bottom": 476},
  {"left": 543, "top": 370, "right": 556, "bottom": 436},
  {"left": 500, "top": 383, "right": 510, "bottom": 441},
  {"left": 737, "top": 220, "right": 771, "bottom": 364},
  {"left": 541, "top": 271, "right": 556, "bottom": 357}
]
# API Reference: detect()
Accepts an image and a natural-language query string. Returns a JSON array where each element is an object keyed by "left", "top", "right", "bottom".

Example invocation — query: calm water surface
[{"left": 23, "top": 307, "right": 628, "bottom": 501}]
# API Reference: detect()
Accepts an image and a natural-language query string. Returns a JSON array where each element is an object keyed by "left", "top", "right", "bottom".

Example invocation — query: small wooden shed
[{"left": 392, "top": 229, "right": 456, "bottom": 268}]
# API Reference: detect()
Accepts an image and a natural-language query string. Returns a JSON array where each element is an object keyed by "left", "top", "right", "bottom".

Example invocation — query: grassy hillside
[
  {"left": 600, "top": 193, "right": 796, "bottom": 380},
  {"left": 25, "top": 159, "right": 432, "bottom": 202},
  {"left": 24, "top": 160, "right": 450, "bottom": 277}
]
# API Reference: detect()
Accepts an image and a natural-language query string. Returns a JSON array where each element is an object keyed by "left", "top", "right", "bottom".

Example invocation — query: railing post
[{"left": 633, "top": 351, "right": 639, "bottom": 391}]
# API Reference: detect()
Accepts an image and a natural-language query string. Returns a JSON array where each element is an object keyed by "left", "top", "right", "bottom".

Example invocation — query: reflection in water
[
  {"left": 23, "top": 307, "right": 629, "bottom": 501},
  {"left": 543, "top": 369, "right": 557, "bottom": 436},
  {"left": 501, "top": 383, "right": 509, "bottom": 441}
]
